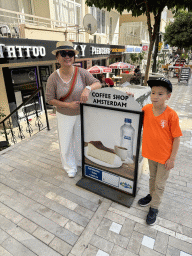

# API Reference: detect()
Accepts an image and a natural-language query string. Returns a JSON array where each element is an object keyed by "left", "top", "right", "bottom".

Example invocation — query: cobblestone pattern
[{"left": 0, "top": 77, "right": 192, "bottom": 255}]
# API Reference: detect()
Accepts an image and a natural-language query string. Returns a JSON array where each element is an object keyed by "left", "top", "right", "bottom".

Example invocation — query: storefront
[
  {"left": 0, "top": 38, "right": 56, "bottom": 119},
  {"left": 109, "top": 45, "right": 126, "bottom": 76},
  {"left": 0, "top": 38, "right": 124, "bottom": 118},
  {"left": 74, "top": 42, "right": 111, "bottom": 68},
  {"left": 109, "top": 45, "right": 125, "bottom": 63},
  {"left": 124, "top": 45, "right": 142, "bottom": 63}
]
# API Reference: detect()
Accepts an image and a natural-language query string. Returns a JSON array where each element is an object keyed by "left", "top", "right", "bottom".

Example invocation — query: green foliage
[
  {"left": 130, "top": 53, "right": 137, "bottom": 63},
  {"left": 86, "top": 0, "right": 192, "bottom": 17},
  {"left": 86, "top": 0, "right": 192, "bottom": 84},
  {"left": 138, "top": 52, "right": 145, "bottom": 62},
  {"left": 164, "top": 12, "right": 192, "bottom": 49},
  {"left": 181, "top": 53, "right": 188, "bottom": 59},
  {"left": 130, "top": 52, "right": 145, "bottom": 65}
]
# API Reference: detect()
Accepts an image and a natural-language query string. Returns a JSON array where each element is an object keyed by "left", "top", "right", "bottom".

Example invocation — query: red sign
[{"left": 142, "top": 45, "right": 148, "bottom": 51}]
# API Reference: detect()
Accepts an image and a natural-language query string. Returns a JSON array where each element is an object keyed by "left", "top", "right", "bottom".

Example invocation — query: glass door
[
  {"left": 11, "top": 67, "right": 41, "bottom": 117},
  {"left": 38, "top": 66, "right": 52, "bottom": 109}
]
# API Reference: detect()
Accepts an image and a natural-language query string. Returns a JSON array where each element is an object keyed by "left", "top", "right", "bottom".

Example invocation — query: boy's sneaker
[
  {"left": 146, "top": 207, "right": 158, "bottom": 225},
  {"left": 138, "top": 194, "right": 152, "bottom": 207}
]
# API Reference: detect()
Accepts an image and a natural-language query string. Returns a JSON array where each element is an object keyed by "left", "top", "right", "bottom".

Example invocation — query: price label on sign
[{"left": 142, "top": 45, "right": 148, "bottom": 51}]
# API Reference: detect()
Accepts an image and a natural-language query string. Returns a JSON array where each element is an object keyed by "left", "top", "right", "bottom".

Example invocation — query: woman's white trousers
[{"left": 56, "top": 112, "right": 81, "bottom": 174}]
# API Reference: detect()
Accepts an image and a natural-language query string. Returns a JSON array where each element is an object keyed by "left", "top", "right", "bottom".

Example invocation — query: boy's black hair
[{"left": 147, "top": 77, "right": 172, "bottom": 93}]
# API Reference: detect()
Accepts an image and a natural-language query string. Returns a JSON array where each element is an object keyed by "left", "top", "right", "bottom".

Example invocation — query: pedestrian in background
[
  {"left": 134, "top": 65, "right": 141, "bottom": 75},
  {"left": 101, "top": 74, "right": 114, "bottom": 87},
  {"left": 129, "top": 78, "right": 182, "bottom": 225},
  {"left": 46, "top": 41, "right": 101, "bottom": 178}
]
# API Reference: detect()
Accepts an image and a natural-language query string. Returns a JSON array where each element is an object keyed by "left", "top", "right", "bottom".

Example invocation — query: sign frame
[
  {"left": 78, "top": 103, "right": 143, "bottom": 201},
  {"left": 179, "top": 67, "right": 191, "bottom": 84}
]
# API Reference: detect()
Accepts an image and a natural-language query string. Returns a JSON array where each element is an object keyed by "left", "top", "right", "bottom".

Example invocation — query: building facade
[
  {"left": 0, "top": 1, "right": 126, "bottom": 118},
  {"left": 0, "top": 38, "right": 125, "bottom": 118}
]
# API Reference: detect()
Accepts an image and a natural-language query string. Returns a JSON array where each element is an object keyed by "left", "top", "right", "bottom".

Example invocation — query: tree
[
  {"left": 130, "top": 52, "right": 145, "bottom": 65},
  {"left": 164, "top": 11, "right": 192, "bottom": 56},
  {"left": 86, "top": 0, "right": 191, "bottom": 85},
  {"left": 152, "top": 17, "right": 161, "bottom": 73}
]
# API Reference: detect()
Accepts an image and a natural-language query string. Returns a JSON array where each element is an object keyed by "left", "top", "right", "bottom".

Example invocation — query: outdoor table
[{"left": 168, "top": 66, "right": 182, "bottom": 78}]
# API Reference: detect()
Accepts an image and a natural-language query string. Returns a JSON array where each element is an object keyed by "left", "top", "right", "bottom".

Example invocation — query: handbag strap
[{"left": 60, "top": 66, "right": 78, "bottom": 102}]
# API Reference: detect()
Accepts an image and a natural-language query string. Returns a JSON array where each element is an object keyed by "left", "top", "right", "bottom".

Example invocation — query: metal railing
[
  {"left": 0, "top": 87, "right": 50, "bottom": 146},
  {"left": 0, "top": 7, "right": 149, "bottom": 45},
  {"left": 0, "top": 8, "right": 84, "bottom": 41}
]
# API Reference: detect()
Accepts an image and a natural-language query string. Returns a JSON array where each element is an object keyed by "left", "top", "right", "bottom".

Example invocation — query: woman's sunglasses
[{"left": 59, "top": 50, "right": 75, "bottom": 58}]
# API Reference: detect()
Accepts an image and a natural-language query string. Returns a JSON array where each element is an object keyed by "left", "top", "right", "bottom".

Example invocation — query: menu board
[
  {"left": 179, "top": 68, "right": 191, "bottom": 84},
  {"left": 77, "top": 88, "right": 144, "bottom": 202}
]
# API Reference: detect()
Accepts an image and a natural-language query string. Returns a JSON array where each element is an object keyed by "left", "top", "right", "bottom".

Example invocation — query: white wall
[
  {"left": 87, "top": 7, "right": 120, "bottom": 45},
  {"left": 109, "top": 11, "right": 120, "bottom": 45}
]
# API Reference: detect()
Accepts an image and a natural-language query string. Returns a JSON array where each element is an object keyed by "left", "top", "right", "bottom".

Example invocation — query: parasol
[
  {"left": 87, "top": 65, "right": 112, "bottom": 74},
  {"left": 109, "top": 62, "right": 135, "bottom": 69}
]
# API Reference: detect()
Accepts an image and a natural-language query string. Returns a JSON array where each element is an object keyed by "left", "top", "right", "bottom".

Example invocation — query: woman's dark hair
[{"left": 97, "top": 75, "right": 102, "bottom": 83}]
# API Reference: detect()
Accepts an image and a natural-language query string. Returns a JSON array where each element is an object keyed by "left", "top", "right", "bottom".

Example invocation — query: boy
[{"left": 138, "top": 78, "right": 182, "bottom": 225}]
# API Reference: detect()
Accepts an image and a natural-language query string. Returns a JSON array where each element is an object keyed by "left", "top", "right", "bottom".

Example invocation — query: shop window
[
  {"left": 101, "top": 59, "right": 106, "bottom": 66},
  {"left": 109, "top": 17, "right": 112, "bottom": 41},
  {"left": 53, "top": 0, "right": 81, "bottom": 26},
  {"left": 90, "top": 7, "right": 105, "bottom": 34},
  {"left": 0, "top": 0, "right": 19, "bottom": 14},
  {"left": 96, "top": 9, "right": 101, "bottom": 33},
  {"left": 102, "top": 10, "right": 105, "bottom": 33},
  {"left": 76, "top": 6, "right": 80, "bottom": 25},
  {"left": 0, "top": 0, "right": 32, "bottom": 14},
  {"left": 10, "top": 67, "right": 42, "bottom": 117},
  {"left": 0, "top": 0, "right": 32, "bottom": 24},
  {"left": 39, "top": 66, "right": 53, "bottom": 109}
]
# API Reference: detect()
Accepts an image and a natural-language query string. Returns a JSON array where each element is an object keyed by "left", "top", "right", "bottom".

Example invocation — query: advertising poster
[{"left": 80, "top": 88, "right": 143, "bottom": 196}]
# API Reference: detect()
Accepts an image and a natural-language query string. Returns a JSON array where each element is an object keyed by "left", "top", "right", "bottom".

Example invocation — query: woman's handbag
[{"left": 59, "top": 66, "right": 78, "bottom": 102}]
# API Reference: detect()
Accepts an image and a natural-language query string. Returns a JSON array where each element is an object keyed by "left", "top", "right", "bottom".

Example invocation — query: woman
[{"left": 46, "top": 41, "right": 101, "bottom": 178}]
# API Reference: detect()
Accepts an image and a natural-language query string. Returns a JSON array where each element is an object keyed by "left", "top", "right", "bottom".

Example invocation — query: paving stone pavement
[{"left": 0, "top": 77, "right": 192, "bottom": 256}]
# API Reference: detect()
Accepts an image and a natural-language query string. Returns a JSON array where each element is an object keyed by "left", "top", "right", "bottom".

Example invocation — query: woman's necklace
[{"left": 59, "top": 66, "right": 74, "bottom": 84}]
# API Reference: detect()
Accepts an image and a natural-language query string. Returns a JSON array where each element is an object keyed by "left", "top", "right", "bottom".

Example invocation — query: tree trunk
[
  {"left": 143, "top": 3, "right": 162, "bottom": 86},
  {"left": 152, "top": 18, "right": 161, "bottom": 73},
  {"left": 152, "top": 38, "right": 158, "bottom": 73},
  {"left": 143, "top": 39, "right": 155, "bottom": 86}
]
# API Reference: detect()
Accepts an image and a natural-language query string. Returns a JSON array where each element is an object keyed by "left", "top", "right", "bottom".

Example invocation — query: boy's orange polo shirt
[{"left": 142, "top": 104, "right": 182, "bottom": 164}]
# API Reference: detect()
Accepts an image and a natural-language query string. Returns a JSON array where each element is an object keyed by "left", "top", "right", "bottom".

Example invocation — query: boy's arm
[{"left": 165, "top": 137, "right": 180, "bottom": 171}]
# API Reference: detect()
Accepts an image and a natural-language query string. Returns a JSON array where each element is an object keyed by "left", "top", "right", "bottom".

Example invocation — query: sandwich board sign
[
  {"left": 76, "top": 88, "right": 143, "bottom": 207},
  {"left": 179, "top": 67, "right": 191, "bottom": 84}
]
